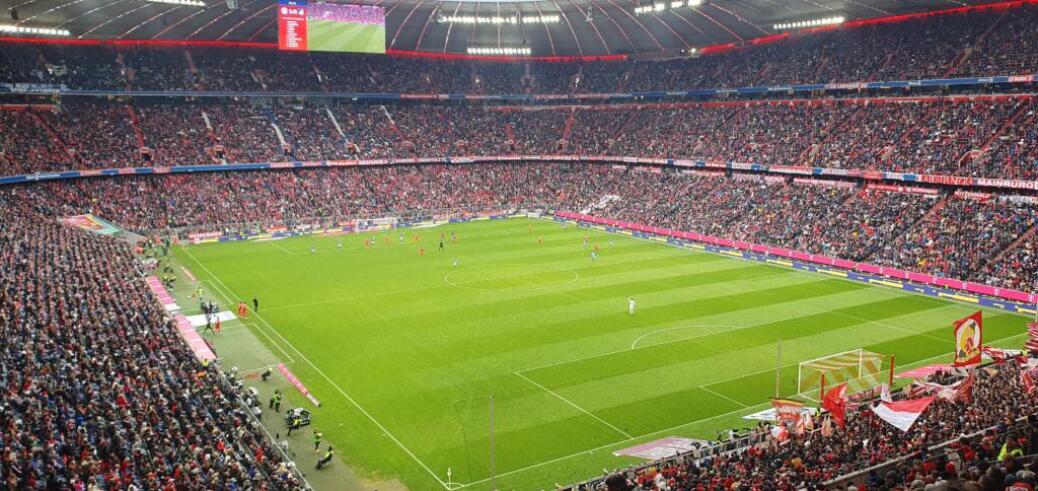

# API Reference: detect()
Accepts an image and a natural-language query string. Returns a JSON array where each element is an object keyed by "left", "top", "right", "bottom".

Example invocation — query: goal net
[{"left": 797, "top": 349, "right": 886, "bottom": 397}]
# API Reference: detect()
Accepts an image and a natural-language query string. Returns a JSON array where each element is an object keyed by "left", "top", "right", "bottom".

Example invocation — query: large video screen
[{"left": 278, "top": 0, "right": 385, "bottom": 54}]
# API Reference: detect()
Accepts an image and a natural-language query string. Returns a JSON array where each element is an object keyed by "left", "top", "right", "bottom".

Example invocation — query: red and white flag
[
  {"left": 820, "top": 416, "right": 833, "bottom": 437},
  {"left": 872, "top": 396, "right": 937, "bottom": 432},
  {"left": 1022, "top": 367, "right": 1038, "bottom": 394},
  {"left": 822, "top": 382, "right": 849, "bottom": 428},
  {"left": 1027, "top": 323, "right": 1038, "bottom": 353},
  {"left": 953, "top": 312, "right": 982, "bottom": 367},
  {"left": 880, "top": 384, "right": 892, "bottom": 403}
]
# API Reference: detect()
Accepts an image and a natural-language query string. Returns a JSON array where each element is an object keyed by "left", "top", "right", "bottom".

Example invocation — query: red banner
[{"left": 953, "top": 311, "right": 983, "bottom": 367}]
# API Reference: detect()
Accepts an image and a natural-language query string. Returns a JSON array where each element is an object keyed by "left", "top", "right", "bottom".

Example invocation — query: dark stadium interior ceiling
[{"left": 0, "top": 0, "right": 1016, "bottom": 56}]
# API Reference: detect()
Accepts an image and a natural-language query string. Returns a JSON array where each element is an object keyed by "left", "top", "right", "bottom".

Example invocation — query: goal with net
[{"left": 797, "top": 348, "right": 887, "bottom": 397}]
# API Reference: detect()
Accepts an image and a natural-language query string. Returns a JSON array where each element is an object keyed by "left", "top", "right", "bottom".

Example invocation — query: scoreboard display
[{"left": 278, "top": 0, "right": 385, "bottom": 54}]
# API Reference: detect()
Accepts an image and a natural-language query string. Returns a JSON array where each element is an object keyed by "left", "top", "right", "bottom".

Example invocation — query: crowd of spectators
[
  {"left": 580, "top": 362, "right": 1038, "bottom": 490},
  {"left": 1, "top": 163, "right": 1034, "bottom": 291},
  {"left": 3, "top": 97, "right": 1037, "bottom": 179},
  {"left": 1, "top": 3, "right": 1037, "bottom": 95},
  {"left": 0, "top": 107, "right": 75, "bottom": 174},
  {"left": 873, "top": 195, "right": 1038, "bottom": 281},
  {"left": 799, "top": 189, "right": 937, "bottom": 261},
  {"left": 0, "top": 202, "right": 304, "bottom": 489}
]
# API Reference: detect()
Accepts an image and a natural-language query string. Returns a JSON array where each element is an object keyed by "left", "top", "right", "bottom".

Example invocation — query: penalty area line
[
  {"left": 178, "top": 246, "right": 453, "bottom": 490},
  {"left": 514, "top": 371, "right": 632, "bottom": 439}
]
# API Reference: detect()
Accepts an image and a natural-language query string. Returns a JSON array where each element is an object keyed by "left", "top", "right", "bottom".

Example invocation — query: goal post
[{"left": 797, "top": 348, "right": 886, "bottom": 397}]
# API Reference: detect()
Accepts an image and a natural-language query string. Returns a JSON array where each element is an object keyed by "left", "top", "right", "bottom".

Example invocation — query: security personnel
[
  {"left": 316, "top": 446, "right": 334, "bottom": 469},
  {"left": 288, "top": 414, "right": 302, "bottom": 436},
  {"left": 313, "top": 430, "right": 323, "bottom": 452}
]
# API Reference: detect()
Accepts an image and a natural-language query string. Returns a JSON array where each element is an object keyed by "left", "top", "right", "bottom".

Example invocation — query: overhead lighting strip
[
  {"left": 774, "top": 16, "right": 845, "bottom": 30},
  {"left": 147, "top": 0, "right": 206, "bottom": 6},
  {"left": 466, "top": 47, "right": 532, "bottom": 56},
  {"left": 438, "top": 14, "right": 559, "bottom": 24},
  {"left": 0, "top": 24, "right": 71, "bottom": 36},
  {"left": 635, "top": 0, "right": 701, "bottom": 15}
]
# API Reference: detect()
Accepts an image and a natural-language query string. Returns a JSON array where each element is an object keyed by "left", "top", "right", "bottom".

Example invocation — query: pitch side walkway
[{"left": 166, "top": 259, "right": 389, "bottom": 491}]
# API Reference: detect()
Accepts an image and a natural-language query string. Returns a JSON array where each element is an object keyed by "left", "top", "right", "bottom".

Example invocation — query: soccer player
[
  {"left": 591, "top": 250, "right": 598, "bottom": 262},
  {"left": 439, "top": 240, "right": 445, "bottom": 252},
  {"left": 310, "top": 244, "right": 316, "bottom": 255},
  {"left": 419, "top": 247, "right": 425, "bottom": 256},
  {"left": 450, "top": 231, "right": 457, "bottom": 243},
  {"left": 399, "top": 232, "right": 404, "bottom": 243},
  {"left": 628, "top": 297, "right": 636, "bottom": 315},
  {"left": 337, "top": 240, "right": 343, "bottom": 250},
  {"left": 253, "top": 296, "right": 259, "bottom": 313},
  {"left": 538, "top": 236, "right": 543, "bottom": 245},
  {"left": 203, "top": 312, "right": 214, "bottom": 335},
  {"left": 452, "top": 258, "right": 459, "bottom": 268},
  {"left": 214, "top": 316, "right": 221, "bottom": 334}
]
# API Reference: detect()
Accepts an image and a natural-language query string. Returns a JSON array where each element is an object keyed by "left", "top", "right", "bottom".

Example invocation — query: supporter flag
[
  {"left": 880, "top": 383, "right": 892, "bottom": 403},
  {"left": 872, "top": 396, "right": 936, "bottom": 433},
  {"left": 820, "top": 416, "right": 833, "bottom": 437},
  {"left": 1026, "top": 322, "right": 1038, "bottom": 354},
  {"left": 794, "top": 416, "right": 807, "bottom": 436},
  {"left": 982, "top": 346, "right": 1024, "bottom": 364},
  {"left": 771, "top": 398, "right": 804, "bottom": 425},
  {"left": 771, "top": 424, "right": 790, "bottom": 443},
  {"left": 956, "top": 373, "right": 974, "bottom": 402},
  {"left": 953, "top": 311, "right": 983, "bottom": 367},
  {"left": 1022, "top": 368, "right": 1038, "bottom": 394},
  {"left": 821, "top": 382, "right": 848, "bottom": 429}
]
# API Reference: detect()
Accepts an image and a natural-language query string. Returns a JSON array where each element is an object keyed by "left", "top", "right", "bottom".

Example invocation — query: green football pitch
[
  {"left": 307, "top": 20, "right": 384, "bottom": 54},
  {"left": 173, "top": 217, "right": 1029, "bottom": 490}
]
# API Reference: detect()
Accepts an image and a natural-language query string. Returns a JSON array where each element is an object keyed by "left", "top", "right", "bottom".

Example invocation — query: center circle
[{"left": 444, "top": 263, "right": 579, "bottom": 292}]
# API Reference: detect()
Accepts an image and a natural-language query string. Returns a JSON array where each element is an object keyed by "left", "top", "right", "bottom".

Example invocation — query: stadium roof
[{"left": 0, "top": 0, "right": 1025, "bottom": 57}]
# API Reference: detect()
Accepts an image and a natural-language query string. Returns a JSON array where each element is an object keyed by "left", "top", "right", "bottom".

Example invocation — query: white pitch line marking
[
  {"left": 455, "top": 333, "right": 1031, "bottom": 489},
  {"left": 830, "top": 310, "right": 947, "bottom": 343},
  {"left": 266, "top": 240, "right": 296, "bottom": 255},
  {"left": 514, "top": 371, "right": 632, "bottom": 439},
  {"left": 699, "top": 386, "right": 749, "bottom": 409},
  {"left": 179, "top": 247, "right": 452, "bottom": 490}
]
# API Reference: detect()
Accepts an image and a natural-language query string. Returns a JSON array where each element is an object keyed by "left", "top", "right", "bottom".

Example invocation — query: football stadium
[{"left": 1, "top": 0, "right": 1038, "bottom": 490}]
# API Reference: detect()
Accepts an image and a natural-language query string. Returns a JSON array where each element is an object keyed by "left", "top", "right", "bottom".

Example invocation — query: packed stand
[
  {"left": 3, "top": 96, "right": 1038, "bottom": 178},
  {"left": 873, "top": 196, "right": 1038, "bottom": 281},
  {"left": 0, "top": 203, "right": 303, "bottom": 489},
  {"left": 578, "top": 362, "right": 1038, "bottom": 490},
  {"left": 1, "top": 160, "right": 1035, "bottom": 289},
  {"left": 0, "top": 107, "right": 76, "bottom": 174},
  {"left": 136, "top": 104, "right": 215, "bottom": 166},
  {"left": 41, "top": 102, "right": 143, "bottom": 168},
  {"left": 798, "top": 189, "right": 938, "bottom": 261},
  {"left": 1, "top": 4, "right": 1037, "bottom": 94}
]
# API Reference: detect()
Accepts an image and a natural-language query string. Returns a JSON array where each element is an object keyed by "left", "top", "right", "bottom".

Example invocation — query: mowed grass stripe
[
  {"left": 370, "top": 261, "right": 787, "bottom": 329},
  {"left": 703, "top": 310, "right": 1028, "bottom": 406},
  {"left": 365, "top": 276, "right": 853, "bottom": 373},
  {"left": 522, "top": 295, "right": 948, "bottom": 390}
]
